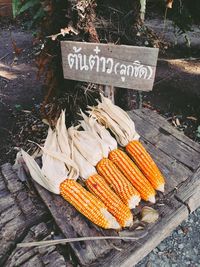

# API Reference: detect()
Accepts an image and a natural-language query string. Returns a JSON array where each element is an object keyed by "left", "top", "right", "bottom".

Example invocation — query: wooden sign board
[{"left": 61, "top": 41, "right": 158, "bottom": 91}]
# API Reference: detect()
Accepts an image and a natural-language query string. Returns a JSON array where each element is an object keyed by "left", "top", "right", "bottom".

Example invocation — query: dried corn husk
[
  {"left": 68, "top": 126, "right": 107, "bottom": 166},
  {"left": 79, "top": 110, "right": 117, "bottom": 151},
  {"left": 89, "top": 95, "right": 140, "bottom": 147},
  {"left": 73, "top": 144, "right": 96, "bottom": 180},
  {"left": 55, "top": 110, "right": 79, "bottom": 179},
  {"left": 22, "top": 111, "right": 79, "bottom": 194},
  {"left": 141, "top": 206, "right": 159, "bottom": 224}
]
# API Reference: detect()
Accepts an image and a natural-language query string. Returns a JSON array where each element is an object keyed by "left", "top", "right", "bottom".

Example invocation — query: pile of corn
[{"left": 22, "top": 97, "right": 165, "bottom": 230}]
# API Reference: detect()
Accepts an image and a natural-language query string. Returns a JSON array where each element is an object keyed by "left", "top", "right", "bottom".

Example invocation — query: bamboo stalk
[{"left": 17, "top": 233, "right": 147, "bottom": 248}]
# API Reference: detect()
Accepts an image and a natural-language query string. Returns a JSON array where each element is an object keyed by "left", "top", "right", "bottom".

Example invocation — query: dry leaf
[
  {"left": 175, "top": 118, "right": 181, "bottom": 126},
  {"left": 141, "top": 206, "right": 159, "bottom": 224},
  {"left": 51, "top": 34, "right": 58, "bottom": 41},
  {"left": 48, "top": 26, "right": 78, "bottom": 41},
  {"left": 166, "top": 0, "right": 173, "bottom": 9},
  {"left": 11, "top": 38, "right": 23, "bottom": 55},
  {"left": 135, "top": 225, "right": 145, "bottom": 230},
  {"left": 186, "top": 116, "right": 197, "bottom": 121}
]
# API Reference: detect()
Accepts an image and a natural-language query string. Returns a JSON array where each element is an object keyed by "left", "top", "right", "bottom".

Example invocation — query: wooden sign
[{"left": 61, "top": 41, "right": 158, "bottom": 91}]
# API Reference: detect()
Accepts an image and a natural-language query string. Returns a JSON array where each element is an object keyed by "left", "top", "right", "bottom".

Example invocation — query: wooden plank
[
  {"left": 133, "top": 109, "right": 200, "bottom": 153},
  {"left": 128, "top": 110, "right": 200, "bottom": 171},
  {"left": 139, "top": 139, "right": 192, "bottom": 194},
  {"left": 33, "top": 182, "right": 116, "bottom": 266},
  {"left": 175, "top": 166, "right": 200, "bottom": 213},
  {"left": 61, "top": 41, "right": 158, "bottom": 91},
  {"left": 5, "top": 223, "right": 66, "bottom": 267},
  {"left": 100, "top": 197, "right": 189, "bottom": 267},
  {"left": 0, "top": 164, "right": 48, "bottom": 265}
]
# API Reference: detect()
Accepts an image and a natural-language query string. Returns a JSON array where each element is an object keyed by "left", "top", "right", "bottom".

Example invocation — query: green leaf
[
  {"left": 12, "top": 0, "right": 21, "bottom": 18},
  {"left": 33, "top": 7, "right": 45, "bottom": 21},
  {"left": 15, "top": 104, "right": 22, "bottom": 110},
  {"left": 18, "top": 0, "right": 40, "bottom": 14},
  {"left": 196, "top": 126, "right": 200, "bottom": 138}
]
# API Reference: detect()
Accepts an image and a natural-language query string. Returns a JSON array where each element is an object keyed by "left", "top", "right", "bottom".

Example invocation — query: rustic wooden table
[{"left": 1, "top": 108, "right": 200, "bottom": 266}]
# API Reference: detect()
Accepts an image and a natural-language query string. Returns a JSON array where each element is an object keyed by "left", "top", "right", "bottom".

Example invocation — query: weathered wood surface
[
  {"left": 1, "top": 109, "right": 200, "bottom": 266},
  {"left": 102, "top": 194, "right": 189, "bottom": 267},
  {"left": 129, "top": 109, "right": 200, "bottom": 171},
  {"left": 61, "top": 41, "right": 158, "bottom": 91},
  {"left": 133, "top": 108, "right": 200, "bottom": 153},
  {"left": 5, "top": 222, "right": 66, "bottom": 267},
  {"left": 175, "top": 166, "right": 200, "bottom": 213},
  {"left": 27, "top": 109, "right": 200, "bottom": 266},
  {"left": 0, "top": 163, "right": 48, "bottom": 265},
  {"left": 33, "top": 181, "right": 121, "bottom": 266}
]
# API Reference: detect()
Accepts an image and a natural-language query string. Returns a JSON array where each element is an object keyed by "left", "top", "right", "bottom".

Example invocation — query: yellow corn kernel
[
  {"left": 126, "top": 140, "right": 165, "bottom": 192},
  {"left": 86, "top": 174, "right": 133, "bottom": 227},
  {"left": 109, "top": 149, "right": 156, "bottom": 203},
  {"left": 96, "top": 158, "right": 141, "bottom": 208},
  {"left": 60, "top": 179, "right": 120, "bottom": 229}
]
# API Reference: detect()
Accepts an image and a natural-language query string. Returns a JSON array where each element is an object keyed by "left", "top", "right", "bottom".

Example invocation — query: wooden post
[{"left": 104, "top": 85, "right": 115, "bottom": 103}]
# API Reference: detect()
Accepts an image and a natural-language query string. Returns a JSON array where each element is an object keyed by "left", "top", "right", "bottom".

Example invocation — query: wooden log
[
  {"left": 0, "top": 164, "right": 48, "bottom": 265},
  {"left": 5, "top": 222, "right": 66, "bottom": 267},
  {"left": 33, "top": 181, "right": 118, "bottom": 266},
  {"left": 175, "top": 166, "right": 200, "bottom": 213}
]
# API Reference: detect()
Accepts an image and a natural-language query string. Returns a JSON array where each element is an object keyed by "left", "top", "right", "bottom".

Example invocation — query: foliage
[
  {"left": 196, "top": 126, "right": 200, "bottom": 139},
  {"left": 12, "top": 0, "right": 44, "bottom": 26},
  {"left": 168, "top": 0, "right": 193, "bottom": 35}
]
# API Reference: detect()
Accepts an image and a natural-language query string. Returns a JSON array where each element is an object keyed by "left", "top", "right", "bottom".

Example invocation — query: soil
[{"left": 0, "top": 24, "right": 43, "bottom": 165}]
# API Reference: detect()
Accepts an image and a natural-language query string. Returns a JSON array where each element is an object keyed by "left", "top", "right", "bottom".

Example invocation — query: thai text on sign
[{"left": 61, "top": 41, "right": 158, "bottom": 91}]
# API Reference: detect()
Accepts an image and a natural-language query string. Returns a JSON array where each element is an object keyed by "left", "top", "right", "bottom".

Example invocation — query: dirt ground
[{"left": 0, "top": 25, "right": 43, "bottom": 164}]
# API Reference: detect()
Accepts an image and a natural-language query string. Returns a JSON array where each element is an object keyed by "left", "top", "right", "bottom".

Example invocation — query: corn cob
[
  {"left": 60, "top": 179, "right": 120, "bottom": 229},
  {"left": 85, "top": 174, "right": 133, "bottom": 227},
  {"left": 126, "top": 140, "right": 165, "bottom": 192},
  {"left": 96, "top": 158, "right": 141, "bottom": 209},
  {"left": 88, "top": 95, "right": 166, "bottom": 193},
  {"left": 109, "top": 149, "right": 156, "bottom": 203}
]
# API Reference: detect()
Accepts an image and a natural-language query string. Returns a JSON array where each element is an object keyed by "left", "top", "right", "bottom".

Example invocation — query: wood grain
[
  {"left": 129, "top": 110, "right": 200, "bottom": 171},
  {"left": 101, "top": 197, "right": 189, "bottom": 267},
  {"left": 139, "top": 139, "right": 192, "bottom": 194},
  {"left": 33, "top": 181, "right": 116, "bottom": 266},
  {"left": 5, "top": 222, "right": 66, "bottom": 267},
  {"left": 175, "top": 166, "right": 200, "bottom": 213},
  {"left": 133, "top": 109, "right": 200, "bottom": 153},
  {"left": 61, "top": 41, "right": 158, "bottom": 91},
  {"left": 0, "top": 164, "right": 47, "bottom": 265}
]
